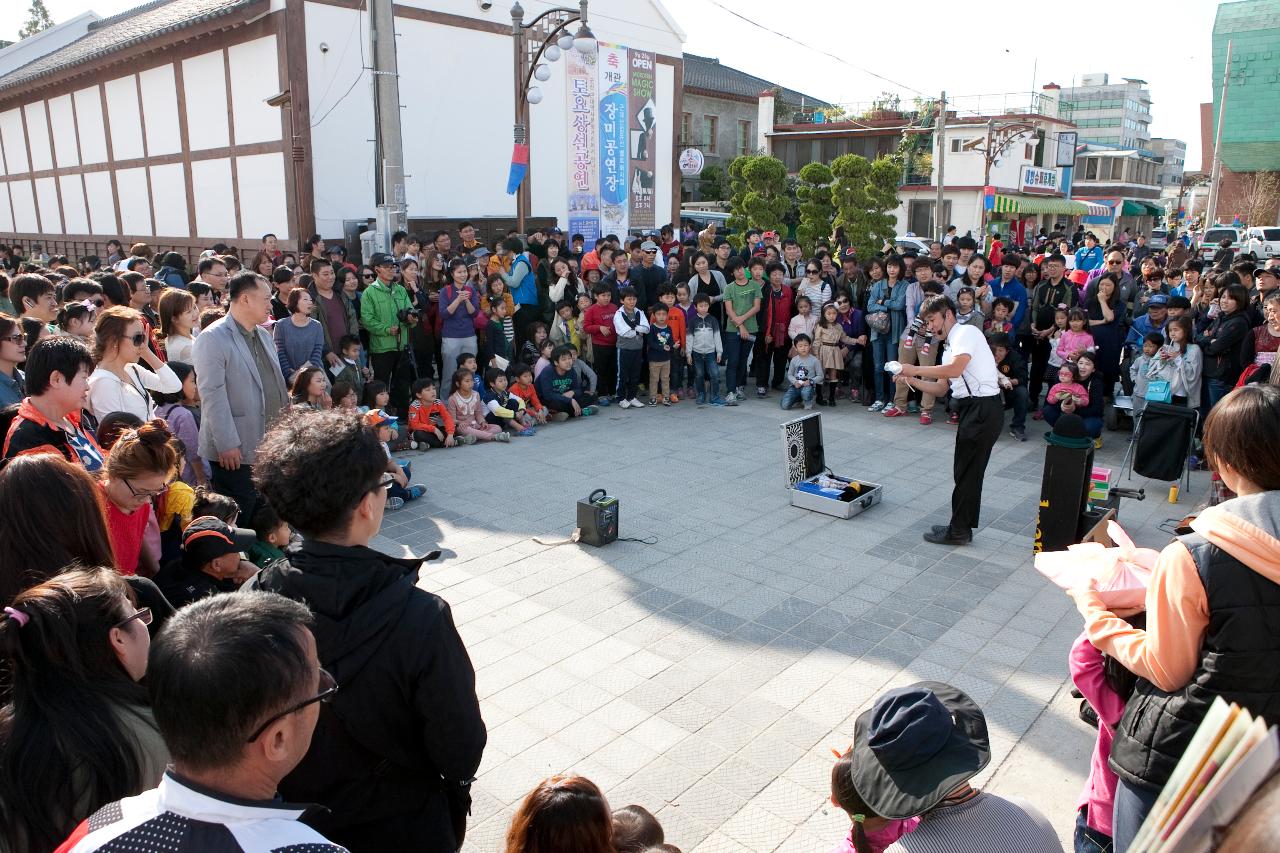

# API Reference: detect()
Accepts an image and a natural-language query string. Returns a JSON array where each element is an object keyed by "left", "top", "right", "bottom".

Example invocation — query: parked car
[
  {"left": 1199, "top": 227, "right": 1246, "bottom": 261},
  {"left": 893, "top": 234, "right": 933, "bottom": 256},
  {"left": 1243, "top": 226, "right": 1280, "bottom": 260},
  {"left": 1148, "top": 228, "right": 1169, "bottom": 250},
  {"left": 680, "top": 209, "right": 734, "bottom": 238}
]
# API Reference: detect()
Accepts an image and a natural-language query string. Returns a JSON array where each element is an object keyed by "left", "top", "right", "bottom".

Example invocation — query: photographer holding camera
[{"left": 361, "top": 252, "right": 418, "bottom": 413}]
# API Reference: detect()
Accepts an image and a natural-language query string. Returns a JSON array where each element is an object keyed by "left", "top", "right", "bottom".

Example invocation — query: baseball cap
[
  {"left": 1146, "top": 294, "right": 1169, "bottom": 307},
  {"left": 182, "top": 516, "right": 256, "bottom": 570},
  {"left": 840, "top": 247, "right": 858, "bottom": 263},
  {"left": 1255, "top": 266, "right": 1279, "bottom": 279},
  {"left": 471, "top": 246, "right": 492, "bottom": 259},
  {"left": 762, "top": 230, "right": 779, "bottom": 240},
  {"left": 640, "top": 240, "right": 659, "bottom": 252},
  {"left": 327, "top": 245, "right": 347, "bottom": 256},
  {"left": 363, "top": 408, "right": 397, "bottom": 430},
  {"left": 369, "top": 252, "right": 395, "bottom": 267}
]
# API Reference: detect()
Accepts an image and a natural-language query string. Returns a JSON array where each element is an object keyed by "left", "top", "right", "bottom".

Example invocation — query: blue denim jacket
[{"left": 867, "top": 279, "right": 908, "bottom": 341}]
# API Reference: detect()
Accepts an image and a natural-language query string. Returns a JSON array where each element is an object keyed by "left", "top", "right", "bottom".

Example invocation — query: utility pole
[
  {"left": 370, "top": 0, "right": 406, "bottom": 252},
  {"left": 934, "top": 91, "right": 946, "bottom": 241},
  {"left": 979, "top": 117, "right": 995, "bottom": 250},
  {"left": 1205, "top": 38, "right": 1233, "bottom": 230}
]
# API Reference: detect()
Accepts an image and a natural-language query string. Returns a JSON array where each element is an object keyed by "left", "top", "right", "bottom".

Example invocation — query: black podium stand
[{"left": 1034, "top": 442, "right": 1095, "bottom": 554}]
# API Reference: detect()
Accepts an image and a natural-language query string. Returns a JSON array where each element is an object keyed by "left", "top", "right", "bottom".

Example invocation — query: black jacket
[
  {"left": 995, "top": 347, "right": 1028, "bottom": 388},
  {"left": 1196, "top": 310, "right": 1252, "bottom": 384},
  {"left": 250, "top": 540, "right": 486, "bottom": 853}
]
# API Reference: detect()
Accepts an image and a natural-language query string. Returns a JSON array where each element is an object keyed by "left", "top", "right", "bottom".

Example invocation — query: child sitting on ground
[
  {"left": 363, "top": 408, "right": 427, "bottom": 509},
  {"left": 331, "top": 381, "right": 358, "bottom": 411},
  {"left": 612, "top": 804, "right": 666, "bottom": 853},
  {"left": 1059, "top": 309, "right": 1096, "bottom": 363},
  {"left": 535, "top": 344, "right": 598, "bottom": 420},
  {"left": 1070, "top": 615, "right": 1146, "bottom": 853},
  {"left": 985, "top": 297, "right": 1015, "bottom": 335},
  {"left": 248, "top": 502, "right": 291, "bottom": 568},
  {"left": 830, "top": 747, "right": 918, "bottom": 853},
  {"left": 534, "top": 338, "right": 555, "bottom": 379},
  {"left": 446, "top": 368, "right": 508, "bottom": 442},
  {"left": 1047, "top": 362, "right": 1089, "bottom": 409},
  {"left": 408, "top": 377, "right": 469, "bottom": 448},
  {"left": 522, "top": 321, "right": 549, "bottom": 366},
  {"left": 782, "top": 333, "right": 822, "bottom": 411},
  {"left": 509, "top": 363, "right": 549, "bottom": 425},
  {"left": 484, "top": 367, "right": 536, "bottom": 437},
  {"left": 360, "top": 380, "right": 390, "bottom": 415}
]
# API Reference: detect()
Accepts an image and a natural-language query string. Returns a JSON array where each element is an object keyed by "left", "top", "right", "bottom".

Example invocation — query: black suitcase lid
[{"left": 781, "top": 412, "right": 825, "bottom": 487}]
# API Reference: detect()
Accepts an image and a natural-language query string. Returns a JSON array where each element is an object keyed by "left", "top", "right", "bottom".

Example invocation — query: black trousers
[
  {"left": 1027, "top": 335, "right": 1051, "bottom": 408},
  {"left": 949, "top": 394, "right": 1003, "bottom": 534},
  {"left": 211, "top": 461, "right": 260, "bottom": 522},
  {"left": 594, "top": 345, "right": 618, "bottom": 398},
  {"left": 371, "top": 349, "right": 414, "bottom": 415},
  {"left": 753, "top": 338, "right": 789, "bottom": 389}
]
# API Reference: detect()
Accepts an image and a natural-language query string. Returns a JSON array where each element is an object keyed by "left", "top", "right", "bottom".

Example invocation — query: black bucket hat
[
  {"left": 1044, "top": 412, "right": 1094, "bottom": 449},
  {"left": 851, "top": 681, "right": 990, "bottom": 820}
]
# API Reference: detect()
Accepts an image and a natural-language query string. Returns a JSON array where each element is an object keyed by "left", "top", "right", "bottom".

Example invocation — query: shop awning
[
  {"left": 1084, "top": 202, "right": 1112, "bottom": 217},
  {"left": 993, "top": 195, "right": 1090, "bottom": 216},
  {"left": 1120, "top": 200, "right": 1162, "bottom": 217}
]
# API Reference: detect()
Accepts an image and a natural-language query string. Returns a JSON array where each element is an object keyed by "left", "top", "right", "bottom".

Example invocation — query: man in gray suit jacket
[{"left": 193, "top": 271, "right": 288, "bottom": 519}]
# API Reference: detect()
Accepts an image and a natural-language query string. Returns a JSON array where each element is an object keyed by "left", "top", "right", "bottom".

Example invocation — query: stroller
[{"left": 1122, "top": 401, "right": 1199, "bottom": 494}]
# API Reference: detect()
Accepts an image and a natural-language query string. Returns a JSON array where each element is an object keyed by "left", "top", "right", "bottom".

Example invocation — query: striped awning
[
  {"left": 993, "top": 195, "right": 1090, "bottom": 216},
  {"left": 1084, "top": 202, "right": 1112, "bottom": 217}
]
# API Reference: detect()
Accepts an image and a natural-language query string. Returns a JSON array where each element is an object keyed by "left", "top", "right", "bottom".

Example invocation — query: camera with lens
[{"left": 396, "top": 307, "right": 421, "bottom": 324}]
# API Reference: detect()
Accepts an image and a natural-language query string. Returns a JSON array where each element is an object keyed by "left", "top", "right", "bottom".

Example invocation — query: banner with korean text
[
  {"left": 566, "top": 49, "right": 600, "bottom": 244},
  {"left": 597, "top": 43, "right": 629, "bottom": 237},
  {"left": 627, "top": 49, "right": 656, "bottom": 231}
]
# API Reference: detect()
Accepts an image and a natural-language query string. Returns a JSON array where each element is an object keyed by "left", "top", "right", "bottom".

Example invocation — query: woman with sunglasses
[
  {"left": 797, "top": 261, "right": 832, "bottom": 308},
  {"left": 86, "top": 307, "right": 181, "bottom": 423},
  {"left": 0, "top": 313, "right": 26, "bottom": 408},
  {"left": 100, "top": 419, "right": 180, "bottom": 578},
  {"left": 0, "top": 566, "right": 168, "bottom": 853}
]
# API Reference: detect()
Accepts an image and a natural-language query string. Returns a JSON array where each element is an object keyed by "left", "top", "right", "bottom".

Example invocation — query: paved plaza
[{"left": 370, "top": 395, "right": 1210, "bottom": 852}]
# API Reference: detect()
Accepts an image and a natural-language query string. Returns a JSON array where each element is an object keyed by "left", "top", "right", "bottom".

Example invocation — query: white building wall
[
  {"left": 48, "top": 94, "right": 79, "bottom": 167},
  {"left": 59, "top": 174, "right": 89, "bottom": 234},
  {"left": 227, "top": 36, "right": 282, "bottom": 146},
  {"left": 139, "top": 64, "right": 182, "bottom": 156},
  {"left": 73, "top": 86, "right": 108, "bottom": 164},
  {"left": 183, "top": 51, "right": 231, "bottom": 150},
  {"left": 304, "top": 0, "right": 683, "bottom": 236},
  {"left": 24, "top": 101, "right": 53, "bottom": 171},
  {"left": 84, "top": 171, "right": 116, "bottom": 235}
]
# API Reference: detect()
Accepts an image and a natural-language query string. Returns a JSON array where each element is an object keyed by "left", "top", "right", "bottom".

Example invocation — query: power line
[{"left": 311, "top": 0, "right": 369, "bottom": 128}]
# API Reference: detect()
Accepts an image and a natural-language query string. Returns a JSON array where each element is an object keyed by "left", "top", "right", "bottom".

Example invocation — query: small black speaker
[{"left": 577, "top": 488, "right": 618, "bottom": 546}]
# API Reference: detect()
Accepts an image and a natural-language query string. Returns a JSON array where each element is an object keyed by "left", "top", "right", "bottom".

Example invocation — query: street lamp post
[{"left": 511, "top": 0, "right": 596, "bottom": 235}]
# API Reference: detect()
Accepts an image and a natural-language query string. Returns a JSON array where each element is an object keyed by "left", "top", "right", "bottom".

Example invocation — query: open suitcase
[{"left": 781, "top": 412, "right": 883, "bottom": 519}]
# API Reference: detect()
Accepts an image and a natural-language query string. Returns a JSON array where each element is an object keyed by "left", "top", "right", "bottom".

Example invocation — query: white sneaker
[
  {"left": 869, "top": 400, "right": 885, "bottom": 412},
  {"left": 386, "top": 496, "right": 405, "bottom": 511},
  {"left": 409, "top": 440, "right": 418, "bottom": 450},
  {"left": 630, "top": 397, "right": 645, "bottom": 408},
  {"left": 619, "top": 398, "right": 631, "bottom": 409}
]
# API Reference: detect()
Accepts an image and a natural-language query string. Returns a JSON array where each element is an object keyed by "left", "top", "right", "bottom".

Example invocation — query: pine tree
[
  {"left": 19, "top": 0, "right": 55, "bottom": 39},
  {"left": 725, "top": 154, "right": 790, "bottom": 249}
]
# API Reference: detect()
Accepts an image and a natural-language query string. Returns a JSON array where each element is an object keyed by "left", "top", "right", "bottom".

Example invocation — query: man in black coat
[
  {"left": 989, "top": 332, "right": 1030, "bottom": 441},
  {"left": 250, "top": 409, "right": 486, "bottom": 853}
]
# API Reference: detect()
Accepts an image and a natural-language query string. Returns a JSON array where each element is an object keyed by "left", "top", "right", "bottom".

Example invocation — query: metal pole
[
  {"left": 934, "top": 91, "right": 946, "bottom": 241},
  {"left": 1205, "top": 39, "right": 1233, "bottom": 229},
  {"left": 512, "top": 4, "right": 527, "bottom": 234},
  {"left": 370, "top": 0, "right": 407, "bottom": 246},
  {"left": 980, "top": 117, "right": 994, "bottom": 251}
]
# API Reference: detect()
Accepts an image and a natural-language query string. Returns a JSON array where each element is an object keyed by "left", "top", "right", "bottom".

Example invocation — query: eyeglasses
[
  {"left": 368, "top": 473, "right": 395, "bottom": 495},
  {"left": 0, "top": 333, "right": 23, "bottom": 344},
  {"left": 246, "top": 668, "right": 338, "bottom": 743},
  {"left": 362, "top": 273, "right": 376, "bottom": 280},
  {"left": 129, "top": 332, "right": 147, "bottom": 347},
  {"left": 113, "top": 607, "right": 152, "bottom": 631},
  {"left": 807, "top": 269, "right": 820, "bottom": 275},
  {"left": 1107, "top": 260, "right": 1123, "bottom": 265},
  {"left": 122, "top": 476, "right": 174, "bottom": 499}
]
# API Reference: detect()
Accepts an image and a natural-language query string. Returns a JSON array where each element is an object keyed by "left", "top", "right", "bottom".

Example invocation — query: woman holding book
[{"left": 1069, "top": 383, "right": 1280, "bottom": 851}]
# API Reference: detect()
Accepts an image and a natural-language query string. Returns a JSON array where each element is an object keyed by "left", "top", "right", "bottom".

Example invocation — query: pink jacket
[
  {"left": 830, "top": 817, "right": 920, "bottom": 853},
  {"left": 1070, "top": 632, "right": 1126, "bottom": 838},
  {"left": 1058, "top": 329, "right": 1095, "bottom": 361}
]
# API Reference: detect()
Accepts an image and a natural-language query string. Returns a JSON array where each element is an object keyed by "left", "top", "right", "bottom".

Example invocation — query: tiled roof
[
  {"left": 0, "top": 0, "right": 255, "bottom": 93},
  {"left": 683, "top": 53, "right": 829, "bottom": 109}
]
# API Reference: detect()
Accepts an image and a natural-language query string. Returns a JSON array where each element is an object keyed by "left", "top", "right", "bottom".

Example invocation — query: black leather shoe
[{"left": 923, "top": 527, "right": 972, "bottom": 545}]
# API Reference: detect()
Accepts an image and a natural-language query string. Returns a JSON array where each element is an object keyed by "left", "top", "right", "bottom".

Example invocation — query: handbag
[
  {"left": 866, "top": 310, "right": 890, "bottom": 334},
  {"left": 1145, "top": 378, "right": 1172, "bottom": 403}
]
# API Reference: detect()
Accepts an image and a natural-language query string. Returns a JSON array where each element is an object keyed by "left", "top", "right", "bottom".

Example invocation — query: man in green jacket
[{"left": 360, "top": 253, "right": 415, "bottom": 413}]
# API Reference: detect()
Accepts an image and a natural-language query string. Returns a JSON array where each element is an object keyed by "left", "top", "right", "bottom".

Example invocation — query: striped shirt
[{"left": 883, "top": 792, "right": 1063, "bottom": 853}]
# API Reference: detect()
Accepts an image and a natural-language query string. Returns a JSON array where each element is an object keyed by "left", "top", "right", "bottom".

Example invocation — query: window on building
[
  {"left": 1084, "top": 158, "right": 1098, "bottom": 180},
  {"left": 704, "top": 115, "right": 718, "bottom": 154},
  {"left": 950, "top": 138, "right": 963, "bottom": 153},
  {"left": 738, "top": 120, "right": 752, "bottom": 156},
  {"left": 681, "top": 112, "right": 691, "bottom": 146},
  {"left": 1025, "top": 142, "right": 1036, "bottom": 160},
  {"left": 908, "top": 199, "right": 952, "bottom": 238}
]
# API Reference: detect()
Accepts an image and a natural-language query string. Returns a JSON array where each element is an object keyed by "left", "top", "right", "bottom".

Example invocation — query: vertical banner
[
  {"left": 566, "top": 49, "right": 600, "bottom": 244},
  {"left": 627, "top": 49, "right": 656, "bottom": 231},
  {"left": 598, "top": 43, "right": 630, "bottom": 238}
]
